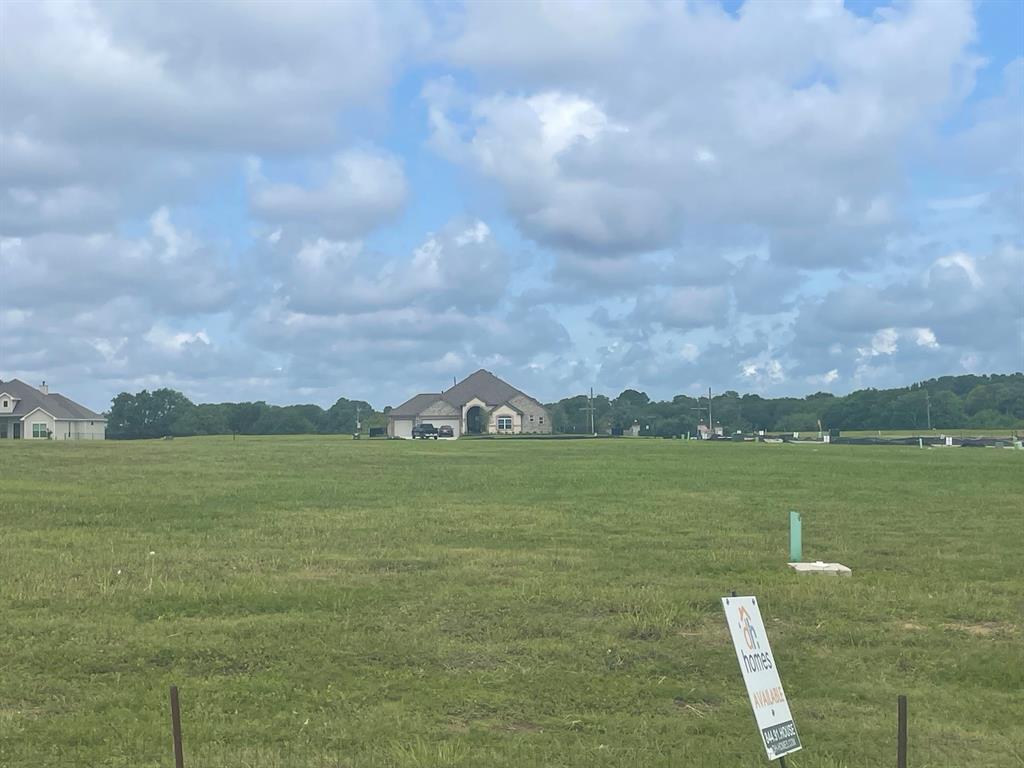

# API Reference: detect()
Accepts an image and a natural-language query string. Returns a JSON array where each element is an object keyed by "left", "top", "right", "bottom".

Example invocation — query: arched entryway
[{"left": 466, "top": 405, "right": 486, "bottom": 435}]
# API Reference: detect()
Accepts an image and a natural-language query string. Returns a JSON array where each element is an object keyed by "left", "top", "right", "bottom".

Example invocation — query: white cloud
[
  {"left": 1, "top": 1, "right": 426, "bottom": 153},
  {"left": 250, "top": 149, "right": 407, "bottom": 239},
  {"left": 931, "top": 252, "right": 983, "bottom": 289},
  {"left": 859, "top": 328, "right": 899, "bottom": 358},
  {"left": 0, "top": 209, "right": 233, "bottom": 314},
  {"left": 1, "top": 0, "right": 1018, "bottom": 408},
  {"left": 927, "top": 192, "right": 989, "bottom": 211},
  {"left": 785, "top": 243, "right": 1021, "bottom": 388},
  {"left": 635, "top": 286, "right": 730, "bottom": 331},
  {"left": 261, "top": 217, "right": 511, "bottom": 318},
  {"left": 741, "top": 357, "right": 785, "bottom": 385},
  {"left": 807, "top": 368, "right": 840, "bottom": 386},
  {"left": 678, "top": 343, "right": 700, "bottom": 363},
  {"left": 427, "top": 87, "right": 673, "bottom": 254},
  {"left": 454, "top": 220, "right": 490, "bottom": 246},
  {"left": 0, "top": 2, "right": 426, "bottom": 244},
  {"left": 0, "top": 184, "right": 118, "bottom": 235},
  {"left": 0, "top": 308, "right": 31, "bottom": 329},
  {"left": 145, "top": 326, "right": 212, "bottom": 353},
  {"left": 694, "top": 147, "right": 717, "bottom": 165},
  {"left": 430, "top": 0, "right": 979, "bottom": 266},
  {"left": 913, "top": 327, "right": 939, "bottom": 349}
]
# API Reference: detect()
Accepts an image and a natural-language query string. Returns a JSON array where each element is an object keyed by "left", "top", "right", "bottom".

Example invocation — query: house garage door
[
  {"left": 427, "top": 417, "right": 461, "bottom": 438},
  {"left": 391, "top": 419, "right": 414, "bottom": 439}
]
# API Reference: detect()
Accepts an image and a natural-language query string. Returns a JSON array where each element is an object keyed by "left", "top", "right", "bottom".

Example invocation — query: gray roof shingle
[
  {"left": 388, "top": 370, "right": 540, "bottom": 419},
  {"left": 440, "top": 370, "right": 525, "bottom": 408},
  {"left": 0, "top": 379, "right": 104, "bottom": 420},
  {"left": 388, "top": 393, "right": 443, "bottom": 418}
]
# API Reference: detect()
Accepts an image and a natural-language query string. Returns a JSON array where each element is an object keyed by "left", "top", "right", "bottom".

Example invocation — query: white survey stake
[{"left": 722, "top": 595, "right": 802, "bottom": 760}]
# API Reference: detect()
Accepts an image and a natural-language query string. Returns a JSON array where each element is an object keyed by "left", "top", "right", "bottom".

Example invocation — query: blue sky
[{"left": 1, "top": 0, "right": 1021, "bottom": 412}]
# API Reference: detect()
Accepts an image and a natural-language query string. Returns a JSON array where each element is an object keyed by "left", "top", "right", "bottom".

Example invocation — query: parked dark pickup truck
[{"left": 412, "top": 423, "right": 439, "bottom": 439}]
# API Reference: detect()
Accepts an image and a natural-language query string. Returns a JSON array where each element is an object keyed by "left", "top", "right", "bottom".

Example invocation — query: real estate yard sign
[{"left": 722, "top": 596, "right": 802, "bottom": 761}]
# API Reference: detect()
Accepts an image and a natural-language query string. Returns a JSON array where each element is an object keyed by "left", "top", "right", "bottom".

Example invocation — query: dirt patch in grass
[
  {"left": 672, "top": 697, "right": 718, "bottom": 718},
  {"left": 447, "top": 719, "right": 470, "bottom": 734},
  {"left": 942, "top": 621, "right": 1017, "bottom": 637},
  {"left": 504, "top": 721, "right": 544, "bottom": 733},
  {"left": 675, "top": 616, "right": 729, "bottom": 643}
]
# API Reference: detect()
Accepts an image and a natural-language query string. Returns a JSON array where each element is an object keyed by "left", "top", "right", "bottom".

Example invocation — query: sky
[{"left": 1, "top": 0, "right": 1022, "bottom": 412}]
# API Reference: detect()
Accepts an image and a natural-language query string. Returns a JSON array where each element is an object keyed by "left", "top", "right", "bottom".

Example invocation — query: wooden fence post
[
  {"left": 897, "top": 694, "right": 907, "bottom": 768},
  {"left": 170, "top": 685, "right": 184, "bottom": 768}
]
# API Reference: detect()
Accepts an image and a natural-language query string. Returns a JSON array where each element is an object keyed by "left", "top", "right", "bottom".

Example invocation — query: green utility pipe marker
[{"left": 789, "top": 511, "right": 802, "bottom": 562}]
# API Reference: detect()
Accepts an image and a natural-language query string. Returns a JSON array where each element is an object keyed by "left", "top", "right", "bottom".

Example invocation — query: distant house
[
  {"left": 388, "top": 369, "right": 551, "bottom": 439},
  {"left": 0, "top": 379, "right": 106, "bottom": 440}
]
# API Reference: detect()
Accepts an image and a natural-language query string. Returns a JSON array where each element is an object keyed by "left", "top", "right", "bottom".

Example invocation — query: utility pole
[
  {"left": 925, "top": 390, "right": 932, "bottom": 430},
  {"left": 581, "top": 388, "right": 597, "bottom": 435},
  {"left": 691, "top": 402, "right": 708, "bottom": 426},
  {"left": 691, "top": 387, "right": 713, "bottom": 438},
  {"left": 708, "top": 386, "right": 713, "bottom": 435}
]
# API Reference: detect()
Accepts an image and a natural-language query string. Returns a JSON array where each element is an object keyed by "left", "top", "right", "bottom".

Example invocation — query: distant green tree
[
  {"left": 107, "top": 392, "right": 142, "bottom": 439},
  {"left": 970, "top": 409, "right": 1009, "bottom": 429},
  {"left": 928, "top": 391, "right": 966, "bottom": 428},
  {"left": 325, "top": 397, "right": 375, "bottom": 433},
  {"left": 775, "top": 412, "right": 820, "bottom": 432},
  {"left": 889, "top": 390, "right": 929, "bottom": 429},
  {"left": 227, "top": 402, "right": 264, "bottom": 434},
  {"left": 251, "top": 408, "right": 316, "bottom": 435},
  {"left": 107, "top": 389, "right": 194, "bottom": 439},
  {"left": 616, "top": 389, "right": 650, "bottom": 407}
]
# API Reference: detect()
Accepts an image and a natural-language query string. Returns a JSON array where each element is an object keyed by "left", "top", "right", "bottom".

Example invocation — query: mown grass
[
  {"left": 0, "top": 437, "right": 1021, "bottom": 767},
  {"left": 841, "top": 429, "right": 1020, "bottom": 439}
]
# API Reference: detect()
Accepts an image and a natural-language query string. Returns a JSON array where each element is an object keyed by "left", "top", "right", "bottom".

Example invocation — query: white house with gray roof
[
  {"left": 0, "top": 379, "right": 107, "bottom": 440},
  {"left": 387, "top": 370, "right": 551, "bottom": 439}
]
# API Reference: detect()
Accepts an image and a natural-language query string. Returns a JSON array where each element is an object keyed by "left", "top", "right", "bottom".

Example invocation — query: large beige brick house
[{"left": 387, "top": 370, "right": 551, "bottom": 439}]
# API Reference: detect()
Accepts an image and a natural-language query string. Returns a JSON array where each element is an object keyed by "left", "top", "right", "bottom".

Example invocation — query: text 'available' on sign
[{"left": 722, "top": 595, "right": 802, "bottom": 761}]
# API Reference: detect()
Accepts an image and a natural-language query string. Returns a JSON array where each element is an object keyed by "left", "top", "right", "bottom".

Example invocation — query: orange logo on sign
[{"left": 738, "top": 605, "right": 759, "bottom": 650}]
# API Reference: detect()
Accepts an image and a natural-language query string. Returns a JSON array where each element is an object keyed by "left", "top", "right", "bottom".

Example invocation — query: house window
[
  {"left": 530, "top": 414, "right": 534, "bottom": 422},
  {"left": 2, "top": 400, "right": 7, "bottom": 408},
  {"left": 539, "top": 416, "right": 544, "bottom": 424},
  {"left": 32, "top": 423, "right": 48, "bottom": 438},
  {"left": 497, "top": 416, "right": 513, "bottom": 431}
]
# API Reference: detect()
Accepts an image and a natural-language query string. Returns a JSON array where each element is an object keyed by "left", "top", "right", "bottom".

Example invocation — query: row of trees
[
  {"left": 107, "top": 390, "right": 382, "bottom": 440},
  {"left": 545, "top": 374, "right": 1024, "bottom": 436},
  {"left": 106, "top": 373, "right": 1022, "bottom": 439}
]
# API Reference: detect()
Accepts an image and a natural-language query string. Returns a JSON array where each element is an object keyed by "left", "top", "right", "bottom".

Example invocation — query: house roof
[
  {"left": 389, "top": 393, "right": 443, "bottom": 418},
  {"left": 0, "top": 379, "right": 105, "bottom": 420},
  {"left": 440, "top": 369, "right": 525, "bottom": 408},
  {"left": 388, "top": 370, "right": 541, "bottom": 419}
]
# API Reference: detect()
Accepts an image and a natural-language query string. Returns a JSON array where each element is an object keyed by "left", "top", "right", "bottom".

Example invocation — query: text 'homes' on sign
[{"left": 722, "top": 595, "right": 802, "bottom": 761}]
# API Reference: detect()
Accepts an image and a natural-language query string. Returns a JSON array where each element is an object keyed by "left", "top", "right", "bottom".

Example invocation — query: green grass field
[{"left": 1, "top": 437, "right": 1021, "bottom": 767}]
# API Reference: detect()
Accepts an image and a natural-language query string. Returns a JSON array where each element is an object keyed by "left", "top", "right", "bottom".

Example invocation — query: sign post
[{"left": 722, "top": 596, "right": 802, "bottom": 763}]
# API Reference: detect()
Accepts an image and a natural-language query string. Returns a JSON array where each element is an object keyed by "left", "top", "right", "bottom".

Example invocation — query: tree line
[
  {"left": 546, "top": 373, "right": 1023, "bottom": 436},
  {"left": 106, "top": 390, "right": 382, "bottom": 440},
  {"left": 106, "top": 373, "right": 1022, "bottom": 439}
]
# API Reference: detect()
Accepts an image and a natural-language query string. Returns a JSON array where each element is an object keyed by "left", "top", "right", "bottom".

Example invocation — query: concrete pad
[{"left": 788, "top": 561, "right": 852, "bottom": 576}]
